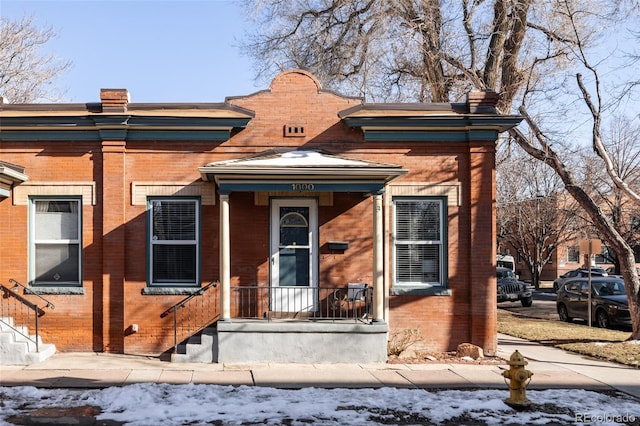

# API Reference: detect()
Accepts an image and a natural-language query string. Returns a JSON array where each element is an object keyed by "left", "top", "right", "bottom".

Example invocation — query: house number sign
[{"left": 291, "top": 183, "right": 314, "bottom": 191}]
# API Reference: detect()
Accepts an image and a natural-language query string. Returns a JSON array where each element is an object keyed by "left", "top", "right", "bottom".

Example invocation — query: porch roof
[
  {"left": 198, "top": 149, "right": 407, "bottom": 194},
  {"left": 0, "top": 160, "right": 28, "bottom": 199}
]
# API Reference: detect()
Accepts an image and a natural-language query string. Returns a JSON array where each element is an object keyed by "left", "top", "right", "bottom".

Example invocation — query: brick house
[{"left": 0, "top": 70, "right": 521, "bottom": 363}]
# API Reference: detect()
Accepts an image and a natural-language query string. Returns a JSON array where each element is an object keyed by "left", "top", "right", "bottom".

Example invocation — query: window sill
[
  {"left": 142, "top": 287, "right": 201, "bottom": 295},
  {"left": 27, "top": 287, "right": 85, "bottom": 295},
  {"left": 390, "top": 286, "right": 451, "bottom": 296}
]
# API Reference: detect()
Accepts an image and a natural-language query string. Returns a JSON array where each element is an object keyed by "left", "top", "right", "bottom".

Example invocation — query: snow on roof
[{"left": 203, "top": 149, "right": 401, "bottom": 170}]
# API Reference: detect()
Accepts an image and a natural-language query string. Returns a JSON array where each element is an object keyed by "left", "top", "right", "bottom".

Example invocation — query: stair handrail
[
  {"left": 159, "top": 280, "right": 219, "bottom": 352},
  {"left": 160, "top": 280, "right": 218, "bottom": 319},
  {"left": 8, "top": 279, "right": 55, "bottom": 312},
  {"left": 1, "top": 280, "right": 54, "bottom": 353}
]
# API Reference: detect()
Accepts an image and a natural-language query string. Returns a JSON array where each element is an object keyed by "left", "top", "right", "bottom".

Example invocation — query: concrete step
[
  {"left": 0, "top": 317, "right": 15, "bottom": 328},
  {"left": 0, "top": 318, "right": 56, "bottom": 365},
  {"left": 171, "top": 327, "right": 216, "bottom": 363}
]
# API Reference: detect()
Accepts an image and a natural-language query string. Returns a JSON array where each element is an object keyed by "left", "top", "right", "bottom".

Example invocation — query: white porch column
[
  {"left": 220, "top": 193, "right": 231, "bottom": 321},
  {"left": 373, "top": 193, "right": 384, "bottom": 322}
]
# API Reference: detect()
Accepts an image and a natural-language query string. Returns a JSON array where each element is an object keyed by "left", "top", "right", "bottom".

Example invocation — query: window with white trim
[
  {"left": 30, "top": 198, "right": 82, "bottom": 286},
  {"left": 148, "top": 198, "right": 199, "bottom": 286},
  {"left": 567, "top": 246, "right": 580, "bottom": 263},
  {"left": 393, "top": 197, "right": 446, "bottom": 286}
]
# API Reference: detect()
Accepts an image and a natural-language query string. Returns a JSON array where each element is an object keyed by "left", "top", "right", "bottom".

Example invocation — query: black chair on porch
[{"left": 332, "top": 282, "right": 370, "bottom": 321}]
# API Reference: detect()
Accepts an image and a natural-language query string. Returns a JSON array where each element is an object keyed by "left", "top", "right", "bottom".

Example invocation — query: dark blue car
[{"left": 556, "top": 276, "right": 631, "bottom": 329}]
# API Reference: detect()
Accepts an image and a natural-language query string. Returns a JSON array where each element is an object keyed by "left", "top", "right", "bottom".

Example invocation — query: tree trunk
[{"left": 509, "top": 124, "right": 640, "bottom": 340}]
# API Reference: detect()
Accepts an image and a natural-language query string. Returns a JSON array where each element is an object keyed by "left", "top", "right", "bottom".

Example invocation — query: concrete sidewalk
[{"left": 1, "top": 334, "right": 639, "bottom": 400}]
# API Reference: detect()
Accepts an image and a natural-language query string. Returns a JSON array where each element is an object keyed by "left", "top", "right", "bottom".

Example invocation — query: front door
[{"left": 270, "top": 198, "right": 318, "bottom": 312}]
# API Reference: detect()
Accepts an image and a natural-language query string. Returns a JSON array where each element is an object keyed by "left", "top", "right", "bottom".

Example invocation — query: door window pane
[
  {"left": 278, "top": 247, "right": 310, "bottom": 286},
  {"left": 280, "top": 207, "right": 309, "bottom": 246}
]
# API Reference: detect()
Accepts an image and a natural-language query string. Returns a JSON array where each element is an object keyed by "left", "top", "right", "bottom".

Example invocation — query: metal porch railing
[
  {"left": 160, "top": 280, "right": 220, "bottom": 353},
  {"left": 232, "top": 284, "right": 372, "bottom": 323},
  {"left": 0, "top": 279, "right": 55, "bottom": 353},
  {"left": 160, "top": 282, "right": 372, "bottom": 353}
]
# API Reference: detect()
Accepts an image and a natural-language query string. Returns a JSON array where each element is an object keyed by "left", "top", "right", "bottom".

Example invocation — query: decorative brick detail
[
  {"left": 131, "top": 181, "right": 216, "bottom": 205},
  {"left": 284, "top": 124, "right": 306, "bottom": 137}
]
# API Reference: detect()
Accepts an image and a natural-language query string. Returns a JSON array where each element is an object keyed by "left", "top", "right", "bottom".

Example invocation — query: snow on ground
[{"left": 1, "top": 384, "right": 639, "bottom": 425}]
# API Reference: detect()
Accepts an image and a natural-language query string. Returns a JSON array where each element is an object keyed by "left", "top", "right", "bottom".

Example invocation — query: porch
[
  {"left": 163, "top": 284, "right": 389, "bottom": 363},
  {"left": 185, "top": 149, "right": 404, "bottom": 363}
]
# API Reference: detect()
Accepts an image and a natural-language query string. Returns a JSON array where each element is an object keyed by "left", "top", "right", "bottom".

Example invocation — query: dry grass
[{"left": 498, "top": 309, "right": 640, "bottom": 368}]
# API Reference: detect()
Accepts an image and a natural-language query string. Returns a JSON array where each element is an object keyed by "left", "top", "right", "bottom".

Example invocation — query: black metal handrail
[
  {"left": 8, "top": 279, "right": 55, "bottom": 311},
  {"left": 0, "top": 279, "right": 55, "bottom": 353},
  {"left": 160, "top": 280, "right": 220, "bottom": 352}
]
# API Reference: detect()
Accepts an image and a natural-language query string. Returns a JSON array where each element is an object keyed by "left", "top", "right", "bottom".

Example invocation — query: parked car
[
  {"left": 605, "top": 266, "right": 640, "bottom": 277},
  {"left": 556, "top": 276, "right": 631, "bottom": 329},
  {"left": 553, "top": 267, "right": 608, "bottom": 291},
  {"left": 497, "top": 267, "right": 533, "bottom": 307}
]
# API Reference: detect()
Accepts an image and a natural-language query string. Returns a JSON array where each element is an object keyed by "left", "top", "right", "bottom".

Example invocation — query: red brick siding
[{"left": 0, "top": 71, "right": 500, "bottom": 355}]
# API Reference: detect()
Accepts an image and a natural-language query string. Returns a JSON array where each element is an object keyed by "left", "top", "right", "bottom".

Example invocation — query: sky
[
  {"left": 2, "top": 384, "right": 639, "bottom": 425},
  {"left": 0, "top": 0, "right": 260, "bottom": 103}
]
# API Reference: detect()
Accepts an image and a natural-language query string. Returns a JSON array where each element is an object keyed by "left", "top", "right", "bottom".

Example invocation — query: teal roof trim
[
  {"left": 218, "top": 181, "right": 385, "bottom": 194},
  {"left": 0, "top": 129, "right": 232, "bottom": 142},
  {"left": 342, "top": 115, "right": 523, "bottom": 141},
  {"left": 0, "top": 130, "right": 101, "bottom": 141},
  {"left": 127, "top": 130, "right": 231, "bottom": 141},
  {"left": 364, "top": 129, "right": 500, "bottom": 142},
  {"left": 343, "top": 116, "right": 520, "bottom": 128},
  {"left": 0, "top": 116, "right": 251, "bottom": 142}
]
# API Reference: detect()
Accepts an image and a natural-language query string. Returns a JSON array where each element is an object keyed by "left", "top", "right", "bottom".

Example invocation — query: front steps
[
  {"left": 0, "top": 317, "right": 56, "bottom": 365},
  {"left": 170, "top": 327, "right": 216, "bottom": 363}
]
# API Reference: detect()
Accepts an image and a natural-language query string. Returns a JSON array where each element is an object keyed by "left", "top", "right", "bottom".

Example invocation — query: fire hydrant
[{"left": 502, "top": 350, "right": 533, "bottom": 410}]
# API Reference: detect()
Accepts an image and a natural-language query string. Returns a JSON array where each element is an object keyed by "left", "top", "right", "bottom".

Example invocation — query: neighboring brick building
[{"left": 0, "top": 70, "right": 521, "bottom": 362}]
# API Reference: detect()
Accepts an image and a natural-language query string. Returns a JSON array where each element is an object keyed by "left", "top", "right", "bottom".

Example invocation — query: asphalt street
[{"left": 499, "top": 287, "right": 559, "bottom": 320}]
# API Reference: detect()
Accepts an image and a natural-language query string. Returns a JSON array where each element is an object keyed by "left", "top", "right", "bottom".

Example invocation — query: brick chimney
[
  {"left": 467, "top": 90, "right": 500, "bottom": 114},
  {"left": 100, "top": 89, "right": 130, "bottom": 113}
]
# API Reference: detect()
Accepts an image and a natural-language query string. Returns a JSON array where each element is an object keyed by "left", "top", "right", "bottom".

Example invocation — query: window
[
  {"left": 567, "top": 246, "right": 580, "bottom": 263},
  {"left": 393, "top": 197, "right": 446, "bottom": 287},
  {"left": 30, "top": 198, "right": 81, "bottom": 286},
  {"left": 148, "top": 198, "right": 199, "bottom": 286},
  {"left": 595, "top": 246, "right": 614, "bottom": 264}
]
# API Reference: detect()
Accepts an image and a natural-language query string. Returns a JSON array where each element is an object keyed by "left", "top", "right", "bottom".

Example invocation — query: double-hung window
[
  {"left": 393, "top": 197, "right": 446, "bottom": 287},
  {"left": 567, "top": 246, "right": 580, "bottom": 263},
  {"left": 30, "top": 198, "right": 82, "bottom": 286},
  {"left": 148, "top": 198, "right": 199, "bottom": 286}
]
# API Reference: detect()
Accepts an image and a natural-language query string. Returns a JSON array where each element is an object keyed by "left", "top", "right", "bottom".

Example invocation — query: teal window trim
[
  {"left": 147, "top": 196, "right": 201, "bottom": 287},
  {"left": 29, "top": 196, "right": 83, "bottom": 287},
  {"left": 392, "top": 196, "right": 448, "bottom": 291}
]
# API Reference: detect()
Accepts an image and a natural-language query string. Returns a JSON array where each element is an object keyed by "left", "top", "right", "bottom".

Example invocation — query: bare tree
[
  {"left": 574, "top": 117, "right": 640, "bottom": 272},
  {"left": 497, "top": 150, "right": 579, "bottom": 289},
  {"left": 0, "top": 15, "right": 71, "bottom": 103},
  {"left": 242, "top": 0, "right": 640, "bottom": 339}
]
